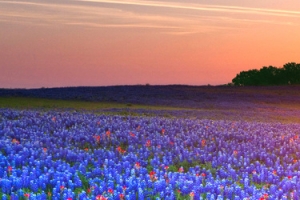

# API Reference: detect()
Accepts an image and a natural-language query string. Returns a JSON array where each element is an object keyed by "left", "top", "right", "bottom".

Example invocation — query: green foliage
[
  {"left": 147, "top": 165, "right": 154, "bottom": 172},
  {"left": 252, "top": 182, "right": 265, "bottom": 190},
  {"left": 232, "top": 62, "right": 300, "bottom": 86},
  {"left": 167, "top": 165, "right": 178, "bottom": 172},
  {"left": 77, "top": 172, "right": 90, "bottom": 190},
  {"left": 175, "top": 190, "right": 191, "bottom": 200},
  {"left": 0, "top": 97, "right": 181, "bottom": 112},
  {"left": 119, "top": 142, "right": 129, "bottom": 150}
]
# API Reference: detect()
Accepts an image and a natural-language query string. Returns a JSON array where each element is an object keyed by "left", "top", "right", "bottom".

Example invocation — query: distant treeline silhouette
[{"left": 232, "top": 62, "right": 300, "bottom": 86}]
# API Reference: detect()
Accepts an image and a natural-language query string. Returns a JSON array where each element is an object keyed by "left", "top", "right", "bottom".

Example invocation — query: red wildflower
[
  {"left": 261, "top": 193, "right": 269, "bottom": 199},
  {"left": 119, "top": 194, "right": 125, "bottom": 200},
  {"left": 60, "top": 185, "right": 65, "bottom": 191},
  {"left": 134, "top": 162, "right": 141, "bottom": 169},
  {"left": 12, "top": 138, "right": 20, "bottom": 144},
  {"left": 122, "top": 186, "right": 127, "bottom": 191},
  {"left": 201, "top": 173, "right": 206, "bottom": 177},
  {"left": 161, "top": 128, "right": 165, "bottom": 134},
  {"left": 178, "top": 167, "right": 184, "bottom": 173},
  {"left": 94, "top": 135, "right": 100, "bottom": 143},
  {"left": 7, "top": 166, "right": 12, "bottom": 173},
  {"left": 96, "top": 195, "right": 107, "bottom": 200},
  {"left": 288, "top": 176, "right": 292, "bottom": 180},
  {"left": 233, "top": 150, "right": 238, "bottom": 156},
  {"left": 149, "top": 171, "right": 157, "bottom": 181},
  {"left": 130, "top": 132, "right": 135, "bottom": 137},
  {"left": 201, "top": 139, "right": 206, "bottom": 147},
  {"left": 106, "top": 130, "right": 111, "bottom": 138},
  {"left": 146, "top": 140, "right": 151, "bottom": 147},
  {"left": 149, "top": 171, "right": 156, "bottom": 176},
  {"left": 117, "top": 146, "right": 126, "bottom": 154},
  {"left": 24, "top": 193, "right": 30, "bottom": 199},
  {"left": 108, "top": 188, "right": 114, "bottom": 194},
  {"left": 189, "top": 191, "right": 195, "bottom": 197}
]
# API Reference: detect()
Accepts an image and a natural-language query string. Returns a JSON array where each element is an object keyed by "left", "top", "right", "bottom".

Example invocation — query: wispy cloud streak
[
  {"left": 0, "top": 0, "right": 298, "bottom": 35},
  {"left": 77, "top": 0, "right": 300, "bottom": 18},
  {"left": 0, "top": 0, "right": 181, "bottom": 29}
]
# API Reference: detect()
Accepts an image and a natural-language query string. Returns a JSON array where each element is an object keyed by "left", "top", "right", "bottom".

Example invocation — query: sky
[{"left": 1, "top": 0, "right": 300, "bottom": 88}]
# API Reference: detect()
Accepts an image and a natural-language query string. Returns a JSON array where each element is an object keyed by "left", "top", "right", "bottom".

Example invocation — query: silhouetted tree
[
  {"left": 232, "top": 69, "right": 260, "bottom": 86},
  {"left": 282, "top": 62, "right": 300, "bottom": 84},
  {"left": 258, "top": 66, "right": 279, "bottom": 85},
  {"left": 232, "top": 62, "right": 300, "bottom": 86}
]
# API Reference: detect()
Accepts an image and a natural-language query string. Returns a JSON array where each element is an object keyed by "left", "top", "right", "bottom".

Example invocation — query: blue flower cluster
[{"left": 0, "top": 108, "right": 300, "bottom": 199}]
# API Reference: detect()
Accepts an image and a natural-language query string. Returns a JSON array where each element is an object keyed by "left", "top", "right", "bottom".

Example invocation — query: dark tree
[
  {"left": 282, "top": 62, "right": 300, "bottom": 84},
  {"left": 258, "top": 66, "right": 280, "bottom": 85},
  {"left": 232, "top": 62, "right": 300, "bottom": 86},
  {"left": 232, "top": 69, "right": 260, "bottom": 86}
]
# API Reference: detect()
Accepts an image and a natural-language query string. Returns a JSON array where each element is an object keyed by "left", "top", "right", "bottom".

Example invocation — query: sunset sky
[{"left": 1, "top": 0, "right": 300, "bottom": 88}]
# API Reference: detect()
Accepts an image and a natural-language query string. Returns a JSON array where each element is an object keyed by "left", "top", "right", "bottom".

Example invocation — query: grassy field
[
  {"left": 1, "top": 96, "right": 300, "bottom": 123},
  {"left": 0, "top": 97, "right": 183, "bottom": 111},
  {"left": 0, "top": 97, "right": 125, "bottom": 110}
]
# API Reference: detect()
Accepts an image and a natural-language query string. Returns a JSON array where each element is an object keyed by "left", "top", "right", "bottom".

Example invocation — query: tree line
[{"left": 232, "top": 62, "right": 300, "bottom": 86}]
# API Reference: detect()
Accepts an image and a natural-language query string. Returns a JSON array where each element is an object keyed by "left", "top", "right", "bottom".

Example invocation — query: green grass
[{"left": 0, "top": 97, "right": 178, "bottom": 111}]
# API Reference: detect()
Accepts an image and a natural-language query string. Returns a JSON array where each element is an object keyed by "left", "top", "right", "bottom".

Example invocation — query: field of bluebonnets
[{"left": 1, "top": 86, "right": 300, "bottom": 199}]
